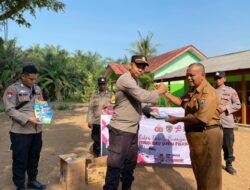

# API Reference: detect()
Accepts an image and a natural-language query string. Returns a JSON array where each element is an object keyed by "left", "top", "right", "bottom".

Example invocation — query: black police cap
[
  {"left": 131, "top": 55, "right": 149, "bottom": 66},
  {"left": 214, "top": 71, "right": 226, "bottom": 78},
  {"left": 98, "top": 76, "right": 107, "bottom": 84}
]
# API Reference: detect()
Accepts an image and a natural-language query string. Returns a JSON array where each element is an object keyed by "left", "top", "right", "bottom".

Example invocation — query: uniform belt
[{"left": 185, "top": 125, "right": 220, "bottom": 133}]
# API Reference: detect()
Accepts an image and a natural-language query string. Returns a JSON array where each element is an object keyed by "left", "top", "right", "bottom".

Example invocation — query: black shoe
[
  {"left": 225, "top": 164, "right": 237, "bottom": 175},
  {"left": 27, "top": 180, "right": 46, "bottom": 190}
]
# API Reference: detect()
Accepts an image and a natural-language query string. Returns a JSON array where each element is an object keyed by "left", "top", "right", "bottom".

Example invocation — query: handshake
[{"left": 155, "top": 83, "right": 167, "bottom": 94}]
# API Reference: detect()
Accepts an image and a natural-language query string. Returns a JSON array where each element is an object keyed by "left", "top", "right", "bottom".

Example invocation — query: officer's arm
[
  {"left": 226, "top": 89, "right": 241, "bottom": 114},
  {"left": 164, "top": 92, "right": 182, "bottom": 106},
  {"left": 3, "top": 87, "right": 29, "bottom": 126},
  {"left": 166, "top": 114, "right": 202, "bottom": 125},
  {"left": 118, "top": 77, "right": 161, "bottom": 104}
]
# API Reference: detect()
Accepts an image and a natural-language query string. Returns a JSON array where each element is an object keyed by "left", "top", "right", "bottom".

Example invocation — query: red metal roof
[
  {"left": 108, "top": 63, "right": 129, "bottom": 75},
  {"left": 146, "top": 45, "right": 206, "bottom": 73}
]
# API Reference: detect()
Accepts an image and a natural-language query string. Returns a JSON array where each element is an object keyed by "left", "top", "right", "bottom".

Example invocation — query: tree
[
  {"left": 37, "top": 45, "right": 70, "bottom": 102},
  {"left": 127, "top": 31, "right": 160, "bottom": 58},
  {"left": 0, "top": 0, "right": 65, "bottom": 28},
  {"left": 0, "top": 38, "right": 24, "bottom": 95}
]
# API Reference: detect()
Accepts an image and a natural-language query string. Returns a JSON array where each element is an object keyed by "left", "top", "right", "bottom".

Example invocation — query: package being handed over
[{"left": 34, "top": 99, "right": 53, "bottom": 124}]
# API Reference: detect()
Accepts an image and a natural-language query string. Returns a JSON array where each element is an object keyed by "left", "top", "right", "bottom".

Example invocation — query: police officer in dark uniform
[
  {"left": 214, "top": 71, "right": 241, "bottom": 175},
  {"left": 3, "top": 65, "right": 46, "bottom": 190},
  {"left": 103, "top": 55, "right": 166, "bottom": 190},
  {"left": 87, "top": 76, "right": 112, "bottom": 157}
]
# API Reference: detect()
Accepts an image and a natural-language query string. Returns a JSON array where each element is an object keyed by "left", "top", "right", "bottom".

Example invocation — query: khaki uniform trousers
[{"left": 186, "top": 127, "right": 222, "bottom": 190}]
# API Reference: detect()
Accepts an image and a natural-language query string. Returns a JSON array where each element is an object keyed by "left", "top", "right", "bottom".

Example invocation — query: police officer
[
  {"left": 214, "top": 71, "right": 241, "bottom": 175},
  {"left": 87, "top": 76, "right": 112, "bottom": 157},
  {"left": 3, "top": 65, "right": 46, "bottom": 190},
  {"left": 165, "top": 63, "right": 222, "bottom": 190},
  {"left": 103, "top": 55, "right": 166, "bottom": 190}
]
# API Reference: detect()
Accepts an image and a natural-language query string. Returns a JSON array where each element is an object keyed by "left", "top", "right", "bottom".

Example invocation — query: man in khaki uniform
[
  {"left": 103, "top": 55, "right": 166, "bottom": 190},
  {"left": 214, "top": 71, "right": 241, "bottom": 175},
  {"left": 87, "top": 76, "right": 112, "bottom": 157},
  {"left": 165, "top": 63, "right": 222, "bottom": 190},
  {"left": 3, "top": 65, "right": 46, "bottom": 190}
]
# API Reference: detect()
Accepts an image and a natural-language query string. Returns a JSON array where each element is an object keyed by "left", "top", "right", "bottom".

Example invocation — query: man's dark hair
[{"left": 22, "top": 65, "right": 38, "bottom": 74}]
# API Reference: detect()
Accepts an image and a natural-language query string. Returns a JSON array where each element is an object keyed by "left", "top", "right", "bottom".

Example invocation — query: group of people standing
[
  {"left": 87, "top": 55, "right": 241, "bottom": 190},
  {"left": 3, "top": 55, "right": 241, "bottom": 190}
]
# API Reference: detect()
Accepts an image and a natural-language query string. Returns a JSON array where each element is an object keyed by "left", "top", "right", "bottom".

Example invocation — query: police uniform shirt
[
  {"left": 87, "top": 90, "right": 112, "bottom": 125},
  {"left": 182, "top": 79, "right": 220, "bottom": 127},
  {"left": 3, "top": 80, "right": 43, "bottom": 134},
  {"left": 109, "top": 72, "right": 159, "bottom": 134},
  {"left": 216, "top": 85, "right": 241, "bottom": 128}
]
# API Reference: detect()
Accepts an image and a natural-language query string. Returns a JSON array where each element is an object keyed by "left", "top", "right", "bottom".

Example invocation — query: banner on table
[{"left": 101, "top": 107, "right": 191, "bottom": 165}]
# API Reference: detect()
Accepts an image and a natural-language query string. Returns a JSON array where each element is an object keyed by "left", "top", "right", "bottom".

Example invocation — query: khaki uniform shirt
[
  {"left": 109, "top": 72, "right": 159, "bottom": 134},
  {"left": 216, "top": 85, "right": 241, "bottom": 128},
  {"left": 182, "top": 79, "right": 220, "bottom": 127},
  {"left": 87, "top": 90, "right": 112, "bottom": 125},
  {"left": 3, "top": 80, "right": 43, "bottom": 134}
]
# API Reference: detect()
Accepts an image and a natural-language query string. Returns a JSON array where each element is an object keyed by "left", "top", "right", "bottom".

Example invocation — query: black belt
[{"left": 185, "top": 125, "right": 220, "bottom": 133}]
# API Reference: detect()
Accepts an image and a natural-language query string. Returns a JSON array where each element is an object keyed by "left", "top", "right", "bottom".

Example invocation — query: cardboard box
[
  {"left": 59, "top": 153, "right": 90, "bottom": 190},
  {"left": 86, "top": 156, "right": 107, "bottom": 185}
]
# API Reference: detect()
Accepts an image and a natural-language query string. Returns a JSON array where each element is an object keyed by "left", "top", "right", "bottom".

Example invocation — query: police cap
[
  {"left": 214, "top": 71, "right": 226, "bottom": 78},
  {"left": 98, "top": 76, "right": 107, "bottom": 84},
  {"left": 131, "top": 55, "right": 149, "bottom": 66}
]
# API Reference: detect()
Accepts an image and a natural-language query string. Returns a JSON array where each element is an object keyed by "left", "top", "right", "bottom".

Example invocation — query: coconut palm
[{"left": 126, "top": 31, "right": 160, "bottom": 58}]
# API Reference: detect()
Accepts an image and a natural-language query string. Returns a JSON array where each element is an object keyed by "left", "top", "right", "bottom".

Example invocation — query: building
[
  {"left": 105, "top": 45, "right": 206, "bottom": 96},
  {"left": 155, "top": 50, "right": 250, "bottom": 125}
]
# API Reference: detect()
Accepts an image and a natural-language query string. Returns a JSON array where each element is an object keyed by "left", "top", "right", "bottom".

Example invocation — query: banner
[{"left": 101, "top": 107, "right": 191, "bottom": 165}]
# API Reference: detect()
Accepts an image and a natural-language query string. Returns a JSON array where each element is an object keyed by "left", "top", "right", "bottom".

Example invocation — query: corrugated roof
[
  {"left": 146, "top": 45, "right": 206, "bottom": 73},
  {"left": 155, "top": 50, "right": 250, "bottom": 81},
  {"left": 108, "top": 64, "right": 129, "bottom": 75}
]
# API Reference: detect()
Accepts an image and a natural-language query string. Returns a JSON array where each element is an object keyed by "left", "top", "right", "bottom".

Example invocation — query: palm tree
[
  {"left": 0, "top": 38, "right": 23, "bottom": 95},
  {"left": 38, "top": 45, "right": 70, "bottom": 102},
  {"left": 126, "top": 31, "right": 160, "bottom": 58}
]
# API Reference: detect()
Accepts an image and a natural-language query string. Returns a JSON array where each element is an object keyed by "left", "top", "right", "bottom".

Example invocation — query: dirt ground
[{"left": 0, "top": 106, "right": 250, "bottom": 190}]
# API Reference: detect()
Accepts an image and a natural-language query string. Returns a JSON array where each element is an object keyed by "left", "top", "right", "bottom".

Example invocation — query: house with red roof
[{"left": 105, "top": 45, "right": 206, "bottom": 96}]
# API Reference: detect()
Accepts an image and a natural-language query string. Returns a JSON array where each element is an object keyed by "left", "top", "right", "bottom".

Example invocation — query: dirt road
[{"left": 0, "top": 107, "right": 249, "bottom": 190}]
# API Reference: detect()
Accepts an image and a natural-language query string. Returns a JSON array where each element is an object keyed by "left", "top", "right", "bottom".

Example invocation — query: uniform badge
[
  {"left": 7, "top": 90, "right": 15, "bottom": 98},
  {"left": 199, "top": 100, "right": 205, "bottom": 108}
]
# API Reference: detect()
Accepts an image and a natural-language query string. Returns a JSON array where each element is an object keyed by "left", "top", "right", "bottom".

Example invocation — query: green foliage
[
  {"left": 139, "top": 73, "right": 155, "bottom": 90},
  {"left": 126, "top": 31, "right": 160, "bottom": 58},
  {"left": 0, "top": 39, "right": 106, "bottom": 103},
  {"left": 0, "top": 38, "right": 23, "bottom": 95},
  {"left": 0, "top": 0, "right": 65, "bottom": 27}
]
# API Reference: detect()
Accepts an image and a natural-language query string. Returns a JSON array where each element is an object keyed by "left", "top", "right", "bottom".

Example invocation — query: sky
[{"left": 6, "top": 0, "right": 250, "bottom": 60}]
